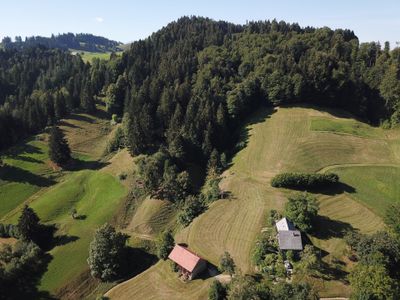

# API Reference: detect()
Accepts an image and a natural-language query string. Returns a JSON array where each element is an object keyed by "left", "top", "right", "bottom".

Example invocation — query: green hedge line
[{"left": 271, "top": 172, "right": 339, "bottom": 189}]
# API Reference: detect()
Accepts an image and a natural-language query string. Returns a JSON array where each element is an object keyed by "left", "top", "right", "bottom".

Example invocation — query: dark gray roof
[{"left": 278, "top": 230, "right": 303, "bottom": 250}]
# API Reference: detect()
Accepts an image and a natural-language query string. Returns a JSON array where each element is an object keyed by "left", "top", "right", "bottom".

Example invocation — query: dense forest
[
  {"left": 0, "top": 17, "right": 400, "bottom": 169},
  {"left": 1, "top": 16, "right": 400, "bottom": 169},
  {"left": 0, "top": 33, "right": 122, "bottom": 52},
  {"left": 117, "top": 17, "right": 400, "bottom": 176}
]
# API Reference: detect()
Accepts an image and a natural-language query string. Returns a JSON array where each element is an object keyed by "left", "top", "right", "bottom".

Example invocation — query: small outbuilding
[
  {"left": 275, "top": 217, "right": 303, "bottom": 251},
  {"left": 168, "top": 244, "right": 207, "bottom": 280}
]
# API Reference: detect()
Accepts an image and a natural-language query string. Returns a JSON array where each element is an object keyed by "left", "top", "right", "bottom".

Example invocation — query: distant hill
[{"left": 0, "top": 33, "right": 122, "bottom": 52}]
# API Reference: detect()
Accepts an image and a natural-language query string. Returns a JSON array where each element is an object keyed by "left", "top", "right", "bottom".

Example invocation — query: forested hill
[
  {"left": 0, "top": 33, "right": 122, "bottom": 52},
  {"left": 1, "top": 16, "right": 400, "bottom": 168}
]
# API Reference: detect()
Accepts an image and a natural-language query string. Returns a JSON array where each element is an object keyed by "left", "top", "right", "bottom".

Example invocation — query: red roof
[{"left": 168, "top": 245, "right": 203, "bottom": 272}]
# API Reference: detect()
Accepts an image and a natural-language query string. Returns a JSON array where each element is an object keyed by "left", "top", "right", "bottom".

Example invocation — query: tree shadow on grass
[
  {"left": 308, "top": 182, "right": 356, "bottom": 196},
  {"left": 274, "top": 182, "right": 356, "bottom": 196},
  {"left": 311, "top": 215, "right": 355, "bottom": 240},
  {"left": 64, "top": 158, "right": 109, "bottom": 171},
  {"left": 2, "top": 252, "right": 56, "bottom": 300},
  {"left": 228, "top": 105, "right": 277, "bottom": 162},
  {"left": 58, "top": 120, "right": 81, "bottom": 129},
  {"left": 52, "top": 234, "right": 80, "bottom": 247},
  {"left": 66, "top": 113, "right": 96, "bottom": 124},
  {"left": 0, "top": 165, "right": 55, "bottom": 186},
  {"left": 121, "top": 246, "right": 158, "bottom": 280},
  {"left": 12, "top": 155, "right": 43, "bottom": 164}
]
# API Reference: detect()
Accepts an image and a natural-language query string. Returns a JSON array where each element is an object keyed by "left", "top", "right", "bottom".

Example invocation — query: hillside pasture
[
  {"left": 0, "top": 139, "right": 55, "bottom": 219},
  {"left": 110, "top": 106, "right": 398, "bottom": 298},
  {"left": 310, "top": 116, "right": 382, "bottom": 138},
  {"left": 326, "top": 165, "right": 400, "bottom": 216},
  {"left": 0, "top": 108, "right": 131, "bottom": 296},
  {"left": 126, "top": 198, "right": 176, "bottom": 239},
  {"left": 105, "top": 261, "right": 211, "bottom": 300}
]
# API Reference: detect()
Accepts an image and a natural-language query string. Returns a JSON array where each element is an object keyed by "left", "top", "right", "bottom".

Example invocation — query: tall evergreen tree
[
  {"left": 48, "top": 126, "right": 71, "bottom": 165},
  {"left": 17, "top": 205, "right": 41, "bottom": 242}
]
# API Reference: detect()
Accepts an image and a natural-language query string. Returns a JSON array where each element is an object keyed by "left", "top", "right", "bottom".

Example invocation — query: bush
[
  {"left": 208, "top": 280, "right": 227, "bottom": 300},
  {"left": 0, "top": 223, "right": 19, "bottom": 238},
  {"left": 271, "top": 172, "right": 339, "bottom": 189},
  {"left": 178, "top": 195, "right": 207, "bottom": 227},
  {"left": 118, "top": 172, "right": 127, "bottom": 180},
  {"left": 156, "top": 230, "right": 175, "bottom": 260},
  {"left": 105, "top": 126, "right": 126, "bottom": 154},
  {"left": 219, "top": 251, "right": 236, "bottom": 276}
]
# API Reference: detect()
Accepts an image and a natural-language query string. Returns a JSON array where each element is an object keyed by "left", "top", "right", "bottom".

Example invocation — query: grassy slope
[
  {"left": 70, "top": 50, "right": 124, "bottom": 63},
  {"left": 327, "top": 166, "right": 400, "bottom": 216},
  {"left": 106, "top": 261, "right": 210, "bottom": 300},
  {"left": 108, "top": 105, "right": 399, "bottom": 299},
  {"left": 34, "top": 170, "right": 126, "bottom": 292},
  {"left": 0, "top": 139, "right": 54, "bottom": 218},
  {"left": 0, "top": 108, "right": 131, "bottom": 295},
  {"left": 126, "top": 198, "right": 176, "bottom": 239},
  {"left": 116, "top": 108, "right": 396, "bottom": 298}
]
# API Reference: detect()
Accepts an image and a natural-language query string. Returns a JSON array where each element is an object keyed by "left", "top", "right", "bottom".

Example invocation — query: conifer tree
[
  {"left": 17, "top": 205, "right": 41, "bottom": 242},
  {"left": 48, "top": 126, "right": 71, "bottom": 165}
]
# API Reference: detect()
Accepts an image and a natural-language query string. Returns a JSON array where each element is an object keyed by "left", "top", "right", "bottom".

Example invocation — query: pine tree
[
  {"left": 48, "top": 126, "right": 71, "bottom": 165},
  {"left": 80, "top": 81, "right": 96, "bottom": 113},
  {"left": 17, "top": 205, "right": 41, "bottom": 242}
]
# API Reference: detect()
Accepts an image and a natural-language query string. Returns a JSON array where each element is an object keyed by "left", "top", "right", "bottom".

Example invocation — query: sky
[{"left": 1, "top": 0, "right": 399, "bottom": 47}]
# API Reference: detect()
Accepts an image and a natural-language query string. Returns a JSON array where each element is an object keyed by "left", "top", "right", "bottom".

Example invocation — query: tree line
[{"left": 1, "top": 33, "right": 121, "bottom": 52}]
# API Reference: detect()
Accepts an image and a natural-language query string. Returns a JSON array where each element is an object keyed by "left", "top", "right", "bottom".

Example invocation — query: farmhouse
[
  {"left": 168, "top": 244, "right": 207, "bottom": 280},
  {"left": 275, "top": 218, "right": 303, "bottom": 251}
]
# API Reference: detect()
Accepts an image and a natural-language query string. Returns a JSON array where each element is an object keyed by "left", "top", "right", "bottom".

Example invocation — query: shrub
[
  {"left": 118, "top": 172, "right": 127, "bottom": 180},
  {"left": 208, "top": 280, "right": 227, "bottom": 300},
  {"left": 156, "top": 230, "right": 175, "bottom": 260},
  {"left": 271, "top": 172, "right": 339, "bottom": 189},
  {"left": 105, "top": 126, "right": 126, "bottom": 154},
  {"left": 178, "top": 195, "right": 207, "bottom": 227},
  {"left": 0, "top": 223, "right": 19, "bottom": 238},
  {"left": 219, "top": 251, "right": 236, "bottom": 276}
]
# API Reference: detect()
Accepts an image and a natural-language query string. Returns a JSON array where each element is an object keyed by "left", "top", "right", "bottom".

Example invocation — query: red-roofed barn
[{"left": 168, "top": 244, "right": 207, "bottom": 280}]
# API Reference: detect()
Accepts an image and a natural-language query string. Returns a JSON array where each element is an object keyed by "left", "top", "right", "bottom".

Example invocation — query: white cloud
[{"left": 95, "top": 17, "right": 104, "bottom": 23}]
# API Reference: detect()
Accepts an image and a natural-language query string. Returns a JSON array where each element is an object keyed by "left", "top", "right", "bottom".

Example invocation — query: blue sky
[{"left": 1, "top": 0, "right": 399, "bottom": 47}]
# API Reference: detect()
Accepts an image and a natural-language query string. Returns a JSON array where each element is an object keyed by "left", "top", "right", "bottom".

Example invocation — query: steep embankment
[{"left": 107, "top": 105, "right": 399, "bottom": 299}]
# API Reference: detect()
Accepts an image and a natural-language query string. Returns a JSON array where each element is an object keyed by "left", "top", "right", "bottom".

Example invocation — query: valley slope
[{"left": 107, "top": 105, "right": 399, "bottom": 299}]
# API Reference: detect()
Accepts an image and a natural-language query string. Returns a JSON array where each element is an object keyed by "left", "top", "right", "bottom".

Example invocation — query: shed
[
  {"left": 275, "top": 217, "right": 303, "bottom": 251},
  {"left": 277, "top": 230, "right": 303, "bottom": 250},
  {"left": 168, "top": 245, "right": 207, "bottom": 280}
]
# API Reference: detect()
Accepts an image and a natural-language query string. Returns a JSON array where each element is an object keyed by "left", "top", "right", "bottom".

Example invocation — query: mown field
[
  {"left": 0, "top": 108, "right": 132, "bottom": 297},
  {"left": 70, "top": 49, "right": 124, "bottom": 63},
  {"left": 108, "top": 105, "right": 399, "bottom": 299},
  {"left": 326, "top": 165, "right": 400, "bottom": 216}
]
